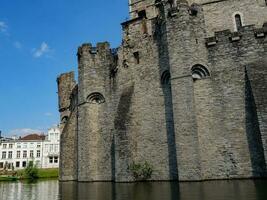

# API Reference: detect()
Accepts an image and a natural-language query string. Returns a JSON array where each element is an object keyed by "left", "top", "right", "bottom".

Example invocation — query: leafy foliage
[
  {"left": 129, "top": 161, "right": 153, "bottom": 181},
  {"left": 24, "top": 161, "right": 39, "bottom": 180}
]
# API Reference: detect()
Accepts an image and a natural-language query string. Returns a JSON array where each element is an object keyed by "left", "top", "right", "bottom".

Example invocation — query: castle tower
[
  {"left": 77, "top": 43, "right": 115, "bottom": 181},
  {"left": 57, "top": 72, "right": 76, "bottom": 129},
  {"left": 57, "top": 72, "right": 77, "bottom": 181},
  {"left": 158, "top": 1, "right": 207, "bottom": 181}
]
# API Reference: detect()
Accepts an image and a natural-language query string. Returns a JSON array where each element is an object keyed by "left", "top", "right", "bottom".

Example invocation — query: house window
[
  {"left": 45, "top": 144, "right": 49, "bottom": 152},
  {"left": 50, "top": 144, "right": 53, "bottom": 152},
  {"left": 16, "top": 162, "right": 20, "bottom": 168},
  {"left": 30, "top": 150, "right": 34, "bottom": 158},
  {"left": 2, "top": 152, "right": 6, "bottom": 159},
  {"left": 23, "top": 143, "right": 27, "bottom": 148},
  {"left": 36, "top": 161, "right": 40, "bottom": 167},
  {"left": 30, "top": 143, "right": 34, "bottom": 148},
  {"left": 9, "top": 144, "right": 13, "bottom": 149},
  {"left": 0, "top": 162, "right": 3, "bottom": 168},
  {"left": 7, "top": 163, "right": 12, "bottom": 169},
  {"left": 37, "top": 144, "right": 41, "bottom": 148},
  {"left": 17, "top": 143, "right": 21, "bottom": 148},
  {"left": 3, "top": 144, "right": 7, "bottom": 149},
  {"left": 54, "top": 156, "right": 58, "bottom": 163},
  {"left": 235, "top": 14, "right": 242, "bottom": 30},
  {"left": 36, "top": 150, "right": 41, "bottom": 158},
  {"left": 55, "top": 144, "right": 59, "bottom": 152},
  {"left": 8, "top": 151, "right": 12, "bottom": 159},
  {"left": 49, "top": 157, "right": 53, "bottom": 163},
  {"left": 22, "top": 161, "right": 27, "bottom": 168},
  {"left": 17, "top": 151, "right": 21, "bottom": 158},
  {"left": 23, "top": 151, "right": 27, "bottom": 158}
]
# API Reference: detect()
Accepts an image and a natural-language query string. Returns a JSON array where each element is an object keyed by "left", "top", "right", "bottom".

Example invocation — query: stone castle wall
[{"left": 57, "top": 0, "right": 267, "bottom": 182}]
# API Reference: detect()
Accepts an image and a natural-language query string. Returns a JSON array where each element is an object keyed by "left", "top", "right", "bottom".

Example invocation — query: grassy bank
[
  {"left": 37, "top": 168, "right": 59, "bottom": 179},
  {"left": 0, "top": 176, "right": 18, "bottom": 181},
  {"left": 0, "top": 168, "right": 58, "bottom": 181}
]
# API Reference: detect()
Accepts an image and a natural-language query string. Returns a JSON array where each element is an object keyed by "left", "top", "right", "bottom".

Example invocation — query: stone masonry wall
[
  {"left": 193, "top": 0, "right": 267, "bottom": 36},
  {"left": 204, "top": 25, "right": 267, "bottom": 178},
  {"left": 58, "top": 0, "right": 267, "bottom": 182}
]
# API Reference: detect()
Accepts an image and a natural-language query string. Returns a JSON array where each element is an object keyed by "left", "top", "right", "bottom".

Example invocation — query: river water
[{"left": 0, "top": 179, "right": 266, "bottom": 200}]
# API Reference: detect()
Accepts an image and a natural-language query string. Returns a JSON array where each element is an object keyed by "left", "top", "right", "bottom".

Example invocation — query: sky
[{"left": 0, "top": 0, "right": 129, "bottom": 136}]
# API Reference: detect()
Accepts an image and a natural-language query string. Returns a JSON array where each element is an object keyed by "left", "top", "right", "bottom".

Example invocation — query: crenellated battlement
[
  {"left": 205, "top": 23, "right": 267, "bottom": 47},
  {"left": 77, "top": 42, "right": 111, "bottom": 59}
]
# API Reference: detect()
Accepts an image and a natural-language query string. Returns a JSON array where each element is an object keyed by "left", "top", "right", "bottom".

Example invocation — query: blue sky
[{"left": 0, "top": 0, "right": 128, "bottom": 136}]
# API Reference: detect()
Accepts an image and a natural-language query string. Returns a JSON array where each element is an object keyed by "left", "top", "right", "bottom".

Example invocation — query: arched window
[
  {"left": 87, "top": 92, "right": 105, "bottom": 104},
  {"left": 235, "top": 14, "right": 242, "bottom": 30},
  {"left": 161, "top": 70, "right": 171, "bottom": 85},
  {"left": 191, "top": 65, "right": 210, "bottom": 80},
  {"left": 61, "top": 116, "right": 69, "bottom": 123}
]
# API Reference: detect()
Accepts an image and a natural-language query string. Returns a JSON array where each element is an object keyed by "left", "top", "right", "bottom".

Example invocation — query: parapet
[
  {"left": 77, "top": 42, "right": 111, "bottom": 58},
  {"left": 205, "top": 23, "right": 267, "bottom": 47}
]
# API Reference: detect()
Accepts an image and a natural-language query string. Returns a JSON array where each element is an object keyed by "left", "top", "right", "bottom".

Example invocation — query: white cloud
[
  {"left": 0, "top": 21, "right": 7, "bottom": 33},
  {"left": 14, "top": 41, "right": 22, "bottom": 49},
  {"left": 33, "top": 42, "right": 50, "bottom": 58},
  {"left": 44, "top": 112, "right": 53, "bottom": 117},
  {"left": 8, "top": 128, "right": 43, "bottom": 137}
]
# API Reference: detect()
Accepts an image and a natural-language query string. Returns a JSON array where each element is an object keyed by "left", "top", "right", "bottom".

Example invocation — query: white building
[
  {"left": 42, "top": 127, "right": 60, "bottom": 168},
  {"left": 0, "top": 127, "right": 60, "bottom": 170}
]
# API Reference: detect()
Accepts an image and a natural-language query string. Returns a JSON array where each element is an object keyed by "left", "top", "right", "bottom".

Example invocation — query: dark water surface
[{"left": 0, "top": 179, "right": 267, "bottom": 200}]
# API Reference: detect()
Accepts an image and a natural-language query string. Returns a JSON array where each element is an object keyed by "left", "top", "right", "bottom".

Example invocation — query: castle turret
[
  {"left": 57, "top": 72, "right": 76, "bottom": 128},
  {"left": 77, "top": 42, "right": 115, "bottom": 181},
  {"left": 57, "top": 72, "right": 77, "bottom": 181}
]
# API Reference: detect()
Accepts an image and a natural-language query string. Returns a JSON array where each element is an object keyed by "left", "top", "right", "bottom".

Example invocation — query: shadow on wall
[
  {"left": 155, "top": 2, "right": 178, "bottom": 181},
  {"left": 113, "top": 85, "right": 135, "bottom": 180},
  {"left": 245, "top": 65, "right": 267, "bottom": 177}
]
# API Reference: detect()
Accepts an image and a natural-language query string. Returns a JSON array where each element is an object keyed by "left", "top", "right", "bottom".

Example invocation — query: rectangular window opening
[
  {"left": 133, "top": 52, "right": 140, "bottom": 64},
  {"left": 138, "top": 10, "right": 147, "bottom": 18}
]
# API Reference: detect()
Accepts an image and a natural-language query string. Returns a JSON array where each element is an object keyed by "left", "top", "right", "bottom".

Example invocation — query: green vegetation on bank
[{"left": 0, "top": 165, "right": 58, "bottom": 182}]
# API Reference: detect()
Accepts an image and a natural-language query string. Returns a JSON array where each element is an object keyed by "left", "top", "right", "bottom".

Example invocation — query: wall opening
[
  {"left": 235, "top": 14, "right": 242, "bottom": 30},
  {"left": 133, "top": 52, "right": 140, "bottom": 64},
  {"left": 61, "top": 116, "right": 69, "bottom": 124},
  {"left": 138, "top": 10, "right": 147, "bottom": 18},
  {"left": 87, "top": 92, "right": 105, "bottom": 104},
  {"left": 161, "top": 70, "right": 171, "bottom": 85},
  {"left": 191, "top": 64, "right": 210, "bottom": 80}
]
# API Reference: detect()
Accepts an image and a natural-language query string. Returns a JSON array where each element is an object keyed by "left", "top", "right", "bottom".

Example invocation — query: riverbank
[{"left": 0, "top": 168, "right": 58, "bottom": 181}]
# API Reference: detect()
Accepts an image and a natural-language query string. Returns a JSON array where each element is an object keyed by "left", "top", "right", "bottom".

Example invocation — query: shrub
[
  {"left": 129, "top": 161, "right": 153, "bottom": 181},
  {"left": 24, "top": 161, "right": 39, "bottom": 180}
]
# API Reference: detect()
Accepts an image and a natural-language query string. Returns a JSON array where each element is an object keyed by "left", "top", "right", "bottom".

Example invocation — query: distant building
[
  {"left": 0, "top": 127, "right": 60, "bottom": 170},
  {"left": 42, "top": 127, "right": 60, "bottom": 168}
]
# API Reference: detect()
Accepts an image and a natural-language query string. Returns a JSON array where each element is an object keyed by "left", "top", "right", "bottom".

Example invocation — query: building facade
[
  {"left": 0, "top": 127, "right": 60, "bottom": 170},
  {"left": 58, "top": 0, "right": 267, "bottom": 182}
]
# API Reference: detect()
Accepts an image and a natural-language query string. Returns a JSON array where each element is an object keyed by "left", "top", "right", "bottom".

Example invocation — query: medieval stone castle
[{"left": 57, "top": 0, "right": 267, "bottom": 182}]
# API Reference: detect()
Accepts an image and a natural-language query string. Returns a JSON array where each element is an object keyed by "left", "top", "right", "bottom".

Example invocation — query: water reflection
[
  {"left": 0, "top": 179, "right": 58, "bottom": 200},
  {"left": 1, "top": 179, "right": 267, "bottom": 200},
  {"left": 59, "top": 180, "right": 267, "bottom": 200}
]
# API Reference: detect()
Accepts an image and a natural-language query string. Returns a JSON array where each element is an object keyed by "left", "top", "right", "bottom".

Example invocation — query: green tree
[{"left": 25, "top": 161, "right": 39, "bottom": 180}]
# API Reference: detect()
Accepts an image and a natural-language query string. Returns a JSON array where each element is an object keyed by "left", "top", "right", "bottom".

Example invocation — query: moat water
[{"left": 0, "top": 179, "right": 267, "bottom": 200}]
